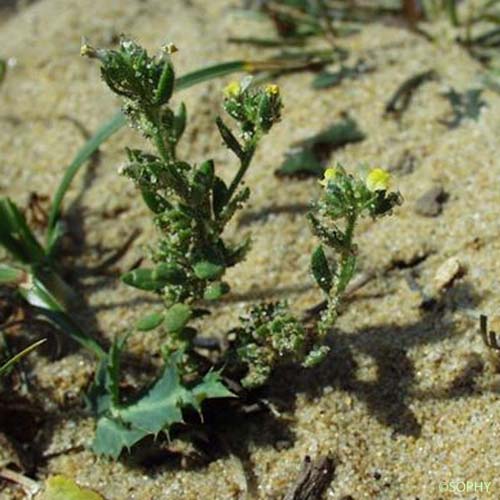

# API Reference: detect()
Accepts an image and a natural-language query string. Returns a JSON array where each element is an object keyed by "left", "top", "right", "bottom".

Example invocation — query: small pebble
[
  {"left": 433, "top": 257, "right": 463, "bottom": 290},
  {"left": 390, "top": 152, "right": 416, "bottom": 175},
  {"left": 414, "top": 186, "right": 448, "bottom": 217}
]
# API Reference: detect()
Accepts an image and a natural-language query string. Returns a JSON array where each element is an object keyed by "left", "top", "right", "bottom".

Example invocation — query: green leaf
[
  {"left": 337, "top": 254, "right": 356, "bottom": 295},
  {"left": 41, "top": 475, "right": 104, "bottom": 500},
  {"left": 164, "top": 303, "right": 192, "bottom": 333},
  {"left": 203, "top": 281, "right": 230, "bottom": 300},
  {"left": 136, "top": 312, "right": 164, "bottom": 331},
  {"left": 122, "top": 264, "right": 186, "bottom": 291},
  {"left": 193, "top": 260, "right": 224, "bottom": 280},
  {"left": 91, "top": 353, "right": 233, "bottom": 459},
  {"left": 140, "top": 188, "right": 169, "bottom": 214},
  {"left": 215, "top": 117, "right": 243, "bottom": 159},
  {"left": 92, "top": 416, "right": 146, "bottom": 460},
  {"left": 0, "top": 197, "right": 46, "bottom": 265},
  {"left": 311, "top": 245, "right": 333, "bottom": 293},
  {"left": 212, "top": 177, "right": 229, "bottom": 217},
  {"left": 154, "top": 61, "right": 175, "bottom": 105},
  {"left": 118, "top": 357, "right": 187, "bottom": 435},
  {"left": 0, "top": 264, "right": 25, "bottom": 285},
  {"left": 276, "top": 118, "right": 365, "bottom": 177},
  {"left": 174, "top": 102, "right": 187, "bottom": 140},
  {"left": 190, "top": 370, "right": 235, "bottom": 411}
]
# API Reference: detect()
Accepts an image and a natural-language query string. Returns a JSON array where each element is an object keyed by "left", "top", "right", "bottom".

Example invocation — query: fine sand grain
[{"left": 1, "top": 0, "right": 499, "bottom": 498}]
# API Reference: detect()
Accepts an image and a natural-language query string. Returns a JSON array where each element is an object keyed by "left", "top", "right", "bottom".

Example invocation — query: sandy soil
[{"left": 1, "top": 0, "right": 500, "bottom": 498}]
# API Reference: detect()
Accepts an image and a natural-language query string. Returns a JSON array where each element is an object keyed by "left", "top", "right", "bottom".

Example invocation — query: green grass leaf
[
  {"left": 0, "top": 264, "right": 25, "bottom": 285},
  {"left": 0, "top": 338, "right": 46, "bottom": 377},
  {"left": 0, "top": 197, "right": 46, "bottom": 264}
]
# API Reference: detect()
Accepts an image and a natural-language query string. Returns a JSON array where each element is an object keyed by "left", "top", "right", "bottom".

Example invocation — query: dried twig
[
  {"left": 284, "top": 455, "right": 335, "bottom": 500},
  {"left": 384, "top": 70, "right": 438, "bottom": 119},
  {"left": 479, "top": 314, "right": 500, "bottom": 350},
  {"left": 0, "top": 468, "right": 40, "bottom": 499}
]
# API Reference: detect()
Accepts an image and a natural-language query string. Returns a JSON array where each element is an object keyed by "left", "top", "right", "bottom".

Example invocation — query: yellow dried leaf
[{"left": 40, "top": 475, "right": 104, "bottom": 500}]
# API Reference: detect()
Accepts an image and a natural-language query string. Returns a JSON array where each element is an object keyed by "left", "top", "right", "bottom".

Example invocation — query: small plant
[
  {"left": 228, "top": 165, "right": 402, "bottom": 388},
  {"left": 80, "top": 37, "right": 404, "bottom": 457},
  {"left": 82, "top": 37, "right": 284, "bottom": 456},
  {"left": 0, "top": 45, "right": 261, "bottom": 361},
  {"left": 83, "top": 38, "right": 282, "bottom": 366},
  {"left": 309, "top": 166, "right": 402, "bottom": 338}
]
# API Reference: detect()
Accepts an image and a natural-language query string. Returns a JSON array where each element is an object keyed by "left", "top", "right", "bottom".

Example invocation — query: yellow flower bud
[
  {"left": 319, "top": 167, "right": 338, "bottom": 187},
  {"left": 366, "top": 168, "right": 391, "bottom": 192},
  {"left": 163, "top": 43, "right": 178, "bottom": 54},
  {"left": 265, "top": 84, "right": 280, "bottom": 96},
  {"left": 223, "top": 81, "right": 241, "bottom": 99}
]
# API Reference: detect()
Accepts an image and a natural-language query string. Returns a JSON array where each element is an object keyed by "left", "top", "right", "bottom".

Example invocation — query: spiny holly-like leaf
[
  {"left": 92, "top": 353, "right": 232, "bottom": 458},
  {"left": 190, "top": 370, "right": 235, "bottom": 411},
  {"left": 311, "top": 245, "right": 333, "bottom": 293},
  {"left": 41, "top": 475, "right": 104, "bottom": 500},
  {"left": 117, "top": 358, "right": 187, "bottom": 435},
  {"left": 121, "top": 264, "right": 186, "bottom": 291},
  {"left": 164, "top": 303, "right": 192, "bottom": 333},
  {"left": 93, "top": 416, "right": 147, "bottom": 460}
]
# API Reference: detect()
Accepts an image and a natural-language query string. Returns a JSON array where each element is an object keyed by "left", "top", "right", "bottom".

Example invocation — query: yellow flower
[
  {"left": 265, "top": 83, "right": 280, "bottom": 96},
  {"left": 366, "top": 168, "right": 391, "bottom": 192},
  {"left": 319, "top": 167, "right": 338, "bottom": 187},
  {"left": 223, "top": 81, "right": 241, "bottom": 99}
]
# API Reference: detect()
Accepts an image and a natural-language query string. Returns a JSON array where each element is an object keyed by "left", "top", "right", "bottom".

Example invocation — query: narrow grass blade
[
  {"left": 0, "top": 264, "right": 26, "bottom": 285},
  {"left": 34, "top": 308, "right": 106, "bottom": 359},
  {"left": 18, "top": 274, "right": 105, "bottom": 359},
  {"left": 0, "top": 338, "right": 47, "bottom": 377},
  {"left": 0, "top": 197, "right": 46, "bottom": 264}
]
